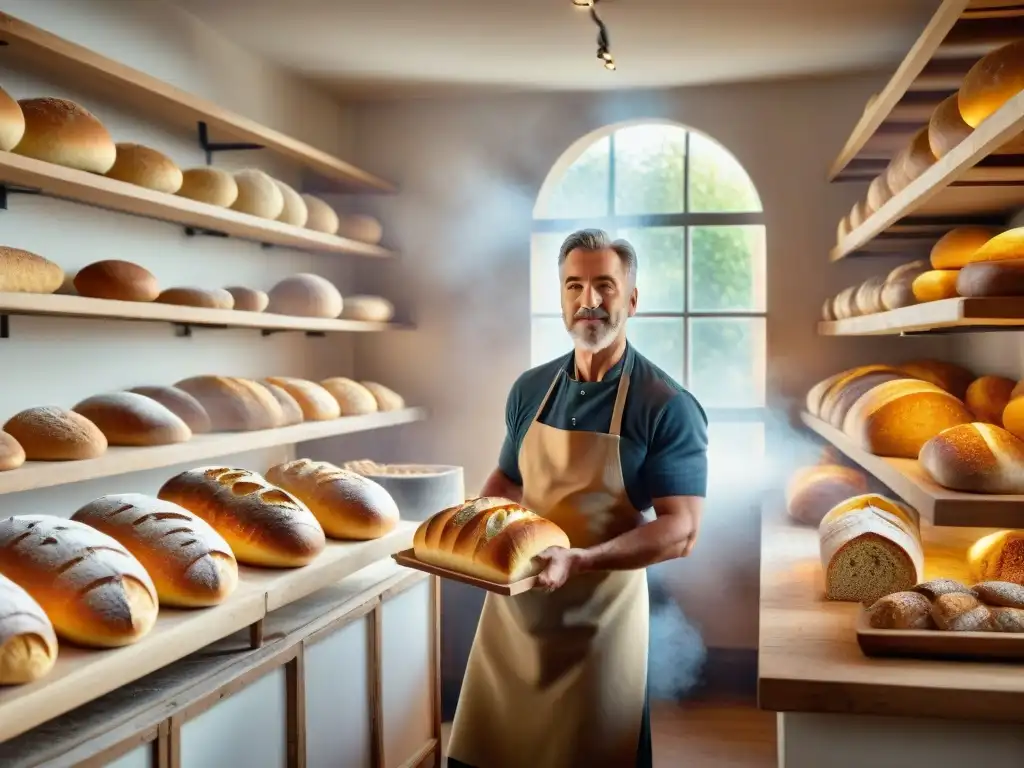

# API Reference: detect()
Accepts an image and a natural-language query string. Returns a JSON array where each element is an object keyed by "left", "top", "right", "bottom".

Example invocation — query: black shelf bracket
[
  {"left": 259, "top": 329, "right": 327, "bottom": 338},
  {"left": 0, "top": 184, "right": 43, "bottom": 210},
  {"left": 173, "top": 323, "right": 231, "bottom": 338},
  {"left": 183, "top": 226, "right": 230, "bottom": 239},
  {"left": 0, "top": 315, "right": 8, "bottom": 339},
  {"left": 197, "top": 121, "right": 264, "bottom": 165}
]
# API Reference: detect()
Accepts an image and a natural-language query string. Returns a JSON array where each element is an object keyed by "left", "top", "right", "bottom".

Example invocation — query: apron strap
[
  {"left": 609, "top": 372, "right": 631, "bottom": 436},
  {"left": 531, "top": 370, "right": 563, "bottom": 423}
]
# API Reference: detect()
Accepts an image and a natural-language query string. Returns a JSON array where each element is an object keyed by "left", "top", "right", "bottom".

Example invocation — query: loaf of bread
[
  {"left": 986, "top": 606, "right": 1024, "bottom": 632},
  {"left": 968, "top": 530, "right": 1024, "bottom": 585},
  {"left": 273, "top": 179, "right": 308, "bottom": 227},
  {"left": 866, "top": 175, "right": 892, "bottom": 213},
  {"left": 836, "top": 215, "right": 851, "bottom": 245},
  {"left": 931, "top": 592, "right": 991, "bottom": 631},
  {"left": 853, "top": 277, "right": 886, "bottom": 315},
  {"left": 225, "top": 286, "right": 269, "bottom": 313},
  {"left": 73, "top": 260, "right": 160, "bottom": 302},
  {"left": 911, "top": 270, "right": 959, "bottom": 302},
  {"left": 848, "top": 200, "right": 869, "bottom": 230},
  {"left": 0, "top": 431, "right": 26, "bottom": 471},
  {"left": 174, "top": 376, "right": 284, "bottom": 431},
  {"left": 413, "top": 497, "right": 571, "bottom": 583},
  {"left": 821, "top": 297, "right": 836, "bottom": 322},
  {"left": 928, "top": 92, "right": 974, "bottom": 159},
  {"left": 320, "top": 377, "right": 380, "bottom": 416},
  {"left": 897, "top": 126, "right": 936, "bottom": 186},
  {"left": 265, "top": 458, "right": 400, "bottom": 540},
  {"left": 965, "top": 375, "right": 1015, "bottom": 425},
  {"left": 818, "top": 366, "right": 910, "bottom": 428},
  {"left": 831, "top": 286, "right": 859, "bottom": 319},
  {"left": 72, "top": 392, "right": 192, "bottom": 447},
  {"left": 263, "top": 377, "right": 340, "bottom": 421},
  {"left": 127, "top": 385, "right": 212, "bottom": 434},
  {"left": 959, "top": 40, "right": 1024, "bottom": 128},
  {"left": 880, "top": 262, "right": 926, "bottom": 311},
  {"left": 337, "top": 214, "right": 383, "bottom": 245},
  {"left": 0, "top": 86, "right": 24, "bottom": 153},
  {"left": 158, "top": 467, "right": 326, "bottom": 567},
  {"left": 12, "top": 97, "right": 116, "bottom": 173},
  {"left": 156, "top": 287, "right": 235, "bottom": 310},
  {"left": 841, "top": 378, "right": 974, "bottom": 458},
  {"left": 886, "top": 146, "right": 913, "bottom": 195},
  {"left": 341, "top": 295, "right": 395, "bottom": 323},
  {"left": 806, "top": 368, "right": 874, "bottom": 417},
  {"left": 866, "top": 591, "right": 934, "bottom": 629},
  {"left": 3, "top": 406, "right": 107, "bottom": 460},
  {"left": 104, "top": 143, "right": 183, "bottom": 194},
  {"left": 966, "top": 227, "right": 1024, "bottom": 264},
  {"left": 302, "top": 194, "right": 340, "bottom": 234},
  {"left": 930, "top": 227, "right": 999, "bottom": 270},
  {"left": 232, "top": 169, "right": 284, "bottom": 220},
  {"left": 912, "top": 578, "right": 976, "bottom": 600},
  {"left": 898, "top": 359, "right": 975, "bottom": 400},
  {"left": 919, "top": 422, "right": 1024, "bottom": 493},
  {"left": 267, "top": 274, "right": 343, "bottom": 318},
  {"left": 784, "top": 463, "right": 869, "bottom": 526},
  {"left": 258, "top": 382, "right": 304, "bottom": 426},
  {"left": 974, "top": 580, "right": 1024, "bottom": 608},
  {"left": 957, "top": 258, "right": 1024, "bottom": 297},
  {"left": 0, "top": 572, "right": 57, "bottom": 685},
  {"left": 0, "top": 515, "right": 158, "bottom": 647},
  {"left": 71, "top": 493, "right": 238, "bottom": 607},
  {"left": 0, "top": 246, "right": 65, "bottom": 294},
  {"left": 1002, "top": 383, "right": 1024, "bottom": 441},
  {"left": 177, "top": 167, "right": 239, "bottom": 208},
  {"left": 363, "top": 381, "right": 405, "bottom": 411}
]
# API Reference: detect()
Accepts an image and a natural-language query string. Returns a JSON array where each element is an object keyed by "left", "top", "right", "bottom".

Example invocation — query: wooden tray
[
  {"left": 391, "top": 549, "right": 537, "bottom": 595},
  {"left": 856, "top": 610, "right": 1024, "bottom": 662}
]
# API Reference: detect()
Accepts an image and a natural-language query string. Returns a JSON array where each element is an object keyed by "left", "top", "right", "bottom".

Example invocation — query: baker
[{"left": 446, "top": 228, "right": 709, "bottom": 768}]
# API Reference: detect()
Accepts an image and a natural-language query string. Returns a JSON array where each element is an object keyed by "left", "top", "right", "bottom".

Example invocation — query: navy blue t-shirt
[{"left": 497, "top": 343, "right": 709, "bottom": 512}]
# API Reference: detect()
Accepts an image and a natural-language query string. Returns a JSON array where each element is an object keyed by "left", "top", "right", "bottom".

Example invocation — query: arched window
[{"left": 530, "top": 121, "right": 767, "bottom": 470}]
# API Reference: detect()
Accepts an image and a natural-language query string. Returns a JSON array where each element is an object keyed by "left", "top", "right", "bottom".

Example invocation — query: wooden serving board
[
  {"left": 391, "top": 549, "right": 537, "bottom": 595},
  {"left": 856, "top": 610, "right": 1024, "bottom": 662}
]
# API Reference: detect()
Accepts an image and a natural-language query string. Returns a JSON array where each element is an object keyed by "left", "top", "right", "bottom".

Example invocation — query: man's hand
[{"left": 533, "top": 546, "right": 583, "bottom": 592}]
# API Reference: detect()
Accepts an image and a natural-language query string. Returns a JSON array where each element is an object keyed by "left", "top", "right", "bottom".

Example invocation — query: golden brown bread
[
  {"left": 0, "top": 431, "right": 26, "bottom": 472},
  {"left": 928, "top": 92, "right": 974, "bottom": 159},
  {"left": 965, "top": 375, "right": 1015, "bottom": 425},
  {"left": 959, "top": 40, "right": 1024, "bottom": 128},
  {"left": 836, "top": 215, "right": 851, "bottom": 245},
  {"left": 265, "top": 459, "right": 400, "bottom": 540},
  {"left": 362, "top": 381, "right": 405, "bottom": 411},
  {"left": 12, "top": 97, "right": 116, "bottom": 173},
  {"left": 71, "top": 493, "right": 238, "bottom": 608},
  {"left": 267, "top": 274, "right": 343, "bottom": 318},
  {"left": 897, "top": 359, "right": 975, "bottom": 400},
  {"left": 896, "top": 126, "right": 936, "bottom": 186},
  {"left": 72, "top": 392, "right": 192, "bottom": 447},
  {"left": 225, "top": 286, "right": 269, "bottom": 313},
  {"left": 156, "top": 287, "right": 234, "bottom": 310},
  {"left": 0, "top": 246, "right": 65, "bottom": 294},
  {"left": 73, "top": 260, "right": 160, "bottom": 302},
  {"left": 821, "top": 297, "right": 836, "bottom": 322},
  {"left": 957, "top": 258, "right": 1024, "bottom": 297},
  {"left": 880, "top": 260, "right": 929, "bottom": 311},
  {"left": 912, "top": 578, "right": 976, "bottom": 600},
  {"left": 413, "top": 497, "right": 570, "bottom": 583},
  {"left": 104, "top": 143, "right": 183, "bottom": 194},
  {"left": 174, "top": 376, "right": 284, "bottom": 431},
  {"left": 967, "top": 227, "right": 1024, "bottom": 264},
  {"left": 886, "top": 146, "right": 913, "bottom": 195},
  {"left": 865, "top": 175, "right": 892, "bottom": 213},
  {"left": 259, "top": 382, "right": 304, "bottom": 426},
  {"left": 968, "top": 530, "right": 1024, "bottom": 585},
  {"left": 848, "top": 200, "right": 870, "bottom": 230},
  {"left": 931, "top": 592, "right": 991, "bottom": 631},
  {"left": 974, "top": 580, "right": 1024, "bottom": 608},
  {"left": 819, "top": 369, "right": 911, "bottom": 429},
  {"left": 273, "top": 180, "right": 308, "bottom": 227},
  {"left": 866, "top": 591, "right": 934, "bottom": 629},
  {"left": 911, "top": 270, "right": 959, "bottom": 303},
  {"left": 128, "top": 385, "right": 212, "bottom": 434},
  {"left": 0, "top": 572, "right": 57, "bottom": 685},
  {"left": 0, "top": 515, "right": 158, "bottom": 648},
  {"left": 158, "top": 467, "right": 326, "bottom": 568},
  {"left": 177, "top": 167, "right": 238, "bottom": 208},
  {"left": 784, "top": 463, "right": 869, "bottom": 526},
  {"left": 232, "top": 169, "right": 284, "bottom": 220},
  {"left": 918, "top": 422, "right": 1024, "bottom": 494},
  {"left": 0, "top": 86, "right": 25, "bottom": 152},
  {"left": 301, "top": 194, "right": 339, "bottom": 234},
  {"left": 986, "top": 606, "right": 1024, "bottom": 632},
  {"left": 3, "top": 406, "right": 107, "bottom": 460},
  {"left": 320, "top": 377, "right": 380, "bottom": 416},
  {"left": 930, "top": 227, "right": 1000, "bottom": 270},
  {"left": 263, "top": 377, "right": 341, "bottom": 421}
]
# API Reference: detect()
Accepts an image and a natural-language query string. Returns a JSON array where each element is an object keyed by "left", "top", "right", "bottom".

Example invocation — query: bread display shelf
[
  {"left": 0, "top": 292, "right": 410, "bottom": 335},
  {"left": 799, "top": 412, "right": 1024, "bottom": 528},
  {"left": 818, "top": 297, "right": 1024, "bottom": 335},
  {"left": 0, "top": 407, "right": 427, "bottom": 496},
  {"left": 0, "top": 151, "right": 393, "bottom": 257},
  {"left": 855, "top": 609, "right": 1024, "bottom": 661},
  {"left": 392, "top": 548, "right": 538, "bottom": 596}
]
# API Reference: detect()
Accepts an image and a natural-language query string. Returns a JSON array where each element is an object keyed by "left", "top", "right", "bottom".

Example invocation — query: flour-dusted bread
[
  {"left": 158, "top": 467, "right": 326, "bottom": 568},
  {"left": 0, "top": 432, "right": 25, "bottom": 471},
  {"left": 0, "top": 515, "right": 158, "bottom": 648},
  {"left": 931, "top": 592, "right": 992, "bottom": 631},
  {"left": 104, "top": 143, "right": 183, "bottom": 194},
  {"left": 3, "top": 406, "right": 107, "bottom": 460},
  {"left": 919, "top": 422, "right": 1024, "bottom": 494},
  {"left": 128, "top": 385, "right": 212, "bottom": 434},
  {"left": 72, "top": 493, "right": 238, "bottom": 607},
  {"left": 898, "top": 359, "right": 976, "bottom": 400},
  {"left": 72, "top": 392, "right": 192, "bottom": 447},
  {"left": 865, "top": 591, "right": 934, "bottom": 630},
  {"left": 273, "top": 179, "right": 308, "bottom": 227},
  {"left": 301, "top": 194, "right": 340, "bottom": 234},
  {"left": 413, "top": 497, "right": 571, "bottom": 583},
  {"left": 928, "top": 93, "right": 974, "bottom": 159},
  {"left": 0, "top": 246, "right": 65, "bottom": 294},
  {"left": 13, "top": 97, "right": 116, "bottom": 173},
  {"left": 965, "top": 375, "right": 1015, "bottom": 425},
  {"left": 263, "top": 377, "right": 340, "bottom": 421},
  {"left": 974, "top": 580, "right": 1024, "bottom": 608},
  {"left": 959, "top": 40, "right": 1024, "bottom": 128},
  {"left": 267, "top": 273, "right": 343, "bottom": 318},
  {"left": 784, "top": 463, "right": 869, "bottom": 526},
  {"left": 224, "top": 286, "right": 269, "bottom": 313},
  {"left": 968, "top": 530, "right": 1024, "bottom": 585},
  {"left": 930, "top": 226, "right": 1000, "bottom": 270},
  {"left": 880, "top": 260, "right": 929, "bottom": 311},
  {"left": 337, "top": 214, "right": 383, "bottom": 245},
  {"left": 266, "top": 459, "right": 400, "bottom": 540},
  {"left": 362, "top": 381, "right": 405, "bottom": 411},
  {"left": 320, "top": 377, "right": 380, "bottom": 416},
  {"left": 73, "top": 259, "right": 160, "bottom": 302},
  {"left": 177, "top": 167, "right": 238, "bottom": 208},
  {"left": 232, "top": 169, "right": 284, "bottom": 220},
  {"left": 0, "top": 572, "right": 57, "bottom": 685},
  {"left": 156, "top": 287, "right": 234, "bottom": 310},
  {"left": 341, "top": 295, "right": 395, "bottom": 323},
  {"left": 174, "top": 376, "right": 284, "bottom": 431},
  {"left": 0, "top": 86, "right": 25, "bottom": 152},
  {"left": 258, "top": 382, "right": 304, "bottom": 426},
  {"left": 912, "top": 578, "right": 976, "bottom": 600}
]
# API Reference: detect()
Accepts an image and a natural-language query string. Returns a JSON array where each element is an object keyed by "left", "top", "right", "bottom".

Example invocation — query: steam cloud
[{"left": 646, "top": 574, "right": 708, "bottom": 700}]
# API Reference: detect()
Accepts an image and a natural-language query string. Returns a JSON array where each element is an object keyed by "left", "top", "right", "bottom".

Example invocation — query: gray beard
[{"left": 566, "top": 312, "right": 623, "bottom": 353}]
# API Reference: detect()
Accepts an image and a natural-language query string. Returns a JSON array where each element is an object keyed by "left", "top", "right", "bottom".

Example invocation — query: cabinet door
[{"left": 105, "top": 743, "right": 155, "bottom": 768}]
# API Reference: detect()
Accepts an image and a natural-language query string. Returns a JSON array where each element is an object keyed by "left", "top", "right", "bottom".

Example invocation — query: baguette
[
  {"left": 911, "top": 270, "right": 959, "bottom": 303},
  {"left": 263, "top": 377, "right": 341, "bottom": 421},
  {"left": 0, "top": 573, "right": 57, "bottom": 684},
  {"left": 918, "top": 423, "right": 1024, "bottom": 494}
]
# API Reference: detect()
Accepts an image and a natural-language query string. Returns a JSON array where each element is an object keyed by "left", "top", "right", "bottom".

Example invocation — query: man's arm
[
  {"left": 480, "top": 467, "right": 523, "bottom": 503},
  {"left": 481, "top": 375, "right": 526, "bottom": 502}
]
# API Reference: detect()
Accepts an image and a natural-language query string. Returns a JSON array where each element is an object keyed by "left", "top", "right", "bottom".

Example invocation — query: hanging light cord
[{"left": 579, "top": 0, "right": 616, "bottom": 71}]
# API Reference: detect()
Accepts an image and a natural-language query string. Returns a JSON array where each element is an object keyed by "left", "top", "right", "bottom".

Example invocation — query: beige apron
[{"left": 448, "top": 356, "right": 650, "bottom": 768}]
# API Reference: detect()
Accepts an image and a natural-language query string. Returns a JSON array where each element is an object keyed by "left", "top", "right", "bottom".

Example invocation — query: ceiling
[{"left": 171, "top": 0, "right": 940, "bottom": 101}]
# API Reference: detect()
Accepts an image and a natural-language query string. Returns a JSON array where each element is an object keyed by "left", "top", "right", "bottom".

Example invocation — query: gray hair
[{"left": 557, "top": 228, "right": 637, "bottom": 283}]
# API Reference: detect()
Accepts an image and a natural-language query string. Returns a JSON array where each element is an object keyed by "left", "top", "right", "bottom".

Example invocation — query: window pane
[
  {"left": 688, "top": 131, "right": 762, "bottom": 213},
  {"left": 535, "top": 136, "right": 610, "bottom": 219},
  {"left": 689, "top": 225, "right": 766, "bottom": 312},
  {"left": 708, "top": 421, "right": 766, "bottom": 485},
  {"left": 615, "top": 227, "right": 685, "bottom": 313},
  {"left": 613, "top": 124, "right": 687, "bottom": 215},
  {"left": 531, "top": 316, "right": 572, "bottom": 367},
  {"left": 688, "top": 318, "right": 765, "bottom": 407},
  {"left": 531, "top": 232, "right": 570, "bottom": 314},
  {"left": 627, "top": 318, "right": 684, "bottom": 384}
]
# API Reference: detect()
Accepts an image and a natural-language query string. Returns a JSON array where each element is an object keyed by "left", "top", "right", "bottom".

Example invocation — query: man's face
[{"left": 560, "top": 247, "right": 637, "bottom": 353}]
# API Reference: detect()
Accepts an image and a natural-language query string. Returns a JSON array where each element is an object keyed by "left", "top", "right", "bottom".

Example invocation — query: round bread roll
[
  {"left": 959, "top": 40, "right": 1024, "bottom": 129},
  {"left": 337, "top": 214, "right": 383, "bottom": 245},
  {"left": 259, "top": 382, "right": 304, "bottom": 426},
  {"left": 0, "top": 86, "right": 25, "bottom": 152},
  {"left": 266, "top": 459, "right": 400, "bottom": 540},
  {"left": 0, "top": 246, "right": 65, "bottom": 294},
  {"left": 880, "top": 259, "right": 929, "bottom": 311},
  {"left": 71, "top": 493, "right": 238, "bottom": 608},
  {"left": 104, "top": 143, "right": 183, "bottom": 194},
  {"left": 232, "top": 169, "right": 284, "bottom": 220},
  {"left": 897, "top": 126, "right": 937, "bottom": 186},
  {"left": 73, "top": 259, "right": 160, "bottom": 302},
  {"left": 974, "top": 581, "right": 1024, "bottom": 608},
  {"left": 0, "top": 572, "right": 57, "bottom": 684},
  {"left": 911, "top": 270, "right": 960, "bottom": 303},
  {"left": 12, "top": 97, "right": 116, "bottom": 173},
  {"left": 832, "top": 286, "right": 860, "bottom": 319},
  {"left": 898, "top": 359, "right": 975, "bottom": 400},
  {"left": 966, "top": 227, "right": 1024, "bottom": 264},
  {"left": 821, "top": 297, "right": 836, "bottom": 322},
  {"left": 320, "top": 377, "right": 380, "bottom": 415},
  {"left": 967, "top": 530, "right": 1024, "bottom": 585},
  {"left": 866, "top": 591, "right": 934, "bottom": 630},
  {"left": 301, "top": 194, "right": 340, "bottom": 234},
  {"left": 837, "top": 215, "right": 851, "bottom": 244},
  {"left": 966, "top": 375, "right": 1015, "bottom": 426},
  {"left": 177, "top": 167, "right": 238, "bottom": 208},
  {"left": 362, "top": 381, "right": 405, "bottom": 411},
  {"left": 274, "top": 179, "right": 308, "bottom": 227},
  {"left": 225, "top": 286, "right": 269, "bottom": 312},
  {"left": 174, "top": 376, "right": 284, "bottom": 431},
  {"left": 957, "top": 258, "right": 1024, "bottom": 297},
  {"left": 853, "top": 276, "right": 886, "bottom": 315},
  {"left": 156, "top": 287, "right": 234, "bottom": 310},
  {"left": 866, "top": 174, "right": 892, "bottom": 213},
  {"left": 848, "top": 199, "right": 870, "bottom": 230},
  {"left": 263, "top": 377, "right": 341, "bottom": 421},
  {"left": 0, "top": 431, "right": 25, "bottom": 471},
  {"left": 267, "top": 273, "right": 343, "bottom": 318},
  {"left": 341, "top": 295, "right": 395, "bottom": 323},
  {"left": 919, "top": 422, "right": 1024, "bottom": 494},
  {"left": 3, "top": 406, "right": 107, "bottom": 460},
  {"left": 929, "top": 93, "right": 974, "bottom": 159},
  {"left": 930, "top": 227, "right": 1000, "bottom": 270},
  {"left": 128, "top": 385, "right": 212, "bottom": 434},
  {"left": 72, "top": 392, "right": 192, "bottom": 447},
  {"left": 785, "top": 463, "right": 869, "bottom": 527}
]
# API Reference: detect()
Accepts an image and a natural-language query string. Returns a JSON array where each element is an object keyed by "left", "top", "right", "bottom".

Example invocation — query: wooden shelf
[
  {"left": 0, "top": 152, "right": 394, "bottom": 257},
  {"left": 818, "top": 297, "right": 1024, "bottom": 335},
  {"left": 0, "top": 12, "right": 395, "bottom": 194},
  {"left": 0, "top": 408, "right": 427, "bottom": 497},
  {"left": 799, "top": 411, "right": 1024, "bottom": 528},
  {"left": 0, "top": 292, "right": 411, "bottom": 336}
]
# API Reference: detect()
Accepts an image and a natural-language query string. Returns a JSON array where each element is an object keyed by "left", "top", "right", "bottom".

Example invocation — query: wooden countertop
[{"left": 758, "top": 499, "right": 1024, "bottom": 722}]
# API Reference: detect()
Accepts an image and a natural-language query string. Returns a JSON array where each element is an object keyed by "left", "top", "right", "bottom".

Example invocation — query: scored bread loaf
[
  {"left": 866, "top": 591, "right": 934, "bottom": 630},
  {"left": 128, "top": 385, "right": 212, "bottom": 434},
  {"left": 260, "top": 382, "right": 304, "bottom": 426},
  {"left": 965, "top": 375, "right": 1015, "bottom": 425},
  {"left": 930, "top": 226, "right": 1000, "bottom": 270},
  {"left": 267, "top": 274, "right": 343, "bottom": 318},
  {"left": 104, "top": 143, "right": 183, "bottom": 194},
  {"left": 3, "top": 406, "right": 107, "bottom": 460},
  {"left": 0, "top": 431, "right": 26, "bottom": 471},
  {"left": 302, "top": 194, "right": 340, "bottom": 234},
  {"left": 919, "top": 422, "right": 1024, "bottom": 494},
  {"left": 880, "top": 260, "right": 929, "bottom": 311},
  {"left": 967, "top": 530, "right": 1024, "bottom": 585},
  {"left": 413, "top": 497, "right": 570, "bottom": 583},
  {"left": 784, "top": 463, "right": 869, "bottom": 526},
  {"left": 266, "top": 459, "right": 400, "bottom": 540},
  {"left": 0, "top": 572, "right": 58, "bottom": 685},
  {"left": 225, "top": 286, "right": 269, "bottom": 313},
  {"left": 72, "top": 392, "right": 192, "bottom": 447},
  {"left": 957, "top": 258, "right": 1024, "bottom": 297},
  {"left": 13, "top": 97, "right": 116, "bottom": 173},
  {"left": 71, "top": 493, "right": 238, "bottom": 607},
  {"left": 320, "top": 377, "right": 380, "bottom": 416},
  {"left": 0, "top": 86, "right": 25, "bottom": 152},
  {"left": 928, "top": 93, "right": 974, "bottom": 159},
  {"left": 174, "top": 376, "right": 284, "bottom": 431},
  {"left": 911, "top": 270, "right": 960, "bottom": 303},
  {"left": 897, "top": 359, "right": 975, "bottom": 400},
  {"left": 363, "top": 381, "right": 405, "bottom": 411},
  {"left": 0, "top": 515, "right": 158, "bottom": 648},
  {"left": 0, "top": 246, "right": 65, "bottom": 294},
  {"left": 73, "top": 260, "right": 160, "bottom": 302},
  {"left": 158, "top": 467, "right": 326, "bottom": 568},
  {"left": 273, "top": 180, "right": 308, "bottom": 227},
  {"left": 232, "top": 169, "right": 284, "bottom": 220},
  {"left": 177, "top": 167, "right": 238, "bottom": 208},
  {"left": 263, "top": 377, "right": 341, "bottom": 421},
  {"left": 156, "top": 287, "right": 234, "bottom": 310}
]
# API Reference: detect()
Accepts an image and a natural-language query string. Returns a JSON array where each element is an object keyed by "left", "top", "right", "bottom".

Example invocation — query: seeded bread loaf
[
  {"left": 0, "top": 246, "right": 65, "bottom": 294},
  {"left": 919, "top": 422, "right": 1024, "bottom": 494},
  {"left": 967, "top": 530, "right": 1024, "bottom": 585},
  {"left": 0, "top": 572, "right": 57, "bottom": 684},
  {"left": 104, "top": 143, "right": 183, "bottom": 194}
]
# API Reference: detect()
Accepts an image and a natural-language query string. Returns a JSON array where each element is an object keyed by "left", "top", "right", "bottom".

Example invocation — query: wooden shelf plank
[
  {"left": 799, "top": 411, "right": 1024, "bottom": 527},
  {"left": 0, "top": 292, "right": 410, "bottom": 335},
  {"left": 818, "top": 297, "right": 1024, "bottom": 335},
  {"left": 0, "top": 408, "right": 427, "bottom": 497},
  {"left": 0, "top": 12, "right": 395, "bottom": 193},
  {"left": 0, "top": 152, "right": 394, "bottom": 257}
]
